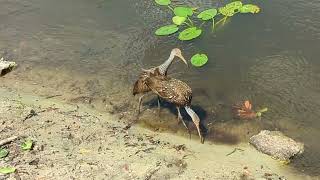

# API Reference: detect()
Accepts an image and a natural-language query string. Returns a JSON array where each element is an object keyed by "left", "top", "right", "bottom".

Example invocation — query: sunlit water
[{"left": 1, "top": 0, "right": 320, "bottom": 176}]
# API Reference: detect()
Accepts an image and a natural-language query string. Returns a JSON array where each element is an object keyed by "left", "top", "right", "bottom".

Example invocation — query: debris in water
[
  {"left": 45, "top": 94, "right": 62, "bottom": 99},
  {"left": 232, "top": 100, "right": 256, "bottom": 119},
  {"left": 226, "top": 147, "right": 244, "bottom": 156},
  {"left": 232, "top": 100, "right": 268, "bottom": 120}
]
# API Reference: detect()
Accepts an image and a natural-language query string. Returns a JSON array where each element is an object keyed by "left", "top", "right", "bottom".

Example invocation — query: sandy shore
[{"left": 0, "top": 84, "right": 317, "bottom": 180}]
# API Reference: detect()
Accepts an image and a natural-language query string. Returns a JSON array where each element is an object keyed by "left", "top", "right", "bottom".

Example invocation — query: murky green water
[{"left": 1, "top": 0, "right": 320, "bottom": 176}]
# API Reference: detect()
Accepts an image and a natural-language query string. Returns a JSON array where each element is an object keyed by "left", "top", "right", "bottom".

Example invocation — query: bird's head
[{"left": 171, "top": 48, "right": 188, "bottom": 67}]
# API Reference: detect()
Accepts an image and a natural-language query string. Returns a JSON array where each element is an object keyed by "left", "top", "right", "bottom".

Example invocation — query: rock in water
[
  {"left": 249, "top": 130, "right": 304, "bottom": 161},
  {"left": 0, "top": 57, "right": 17, "bottom": 76}
]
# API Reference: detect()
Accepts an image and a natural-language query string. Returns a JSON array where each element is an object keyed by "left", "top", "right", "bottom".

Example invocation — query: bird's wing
[
  {"left": 144, "top": 77, "right": 172, "bottom": 98},
  {"left": 133, "top": 72, "right": 151, "bottom": 95},
  {"left": 168, "top": 79, "right": 192, "bottom": 105},
  {"left": 146, "top": 77, "right": 192, "bottom": 105}
]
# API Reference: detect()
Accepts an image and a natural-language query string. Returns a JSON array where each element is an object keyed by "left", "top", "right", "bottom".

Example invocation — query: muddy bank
[{"left": 0, "top": 86, "right": 317, "bottom": 179}]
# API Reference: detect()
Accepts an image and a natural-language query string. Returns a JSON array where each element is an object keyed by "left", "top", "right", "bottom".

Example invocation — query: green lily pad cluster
[
  {"left": 219, "top": 2, "right": 260, "bottom": 17},
  {"left": 154, "top": 0, "right": 260, "bottom": 67}
]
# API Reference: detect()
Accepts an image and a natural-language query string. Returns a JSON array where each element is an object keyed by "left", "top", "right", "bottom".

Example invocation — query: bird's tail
[{"left": 184, "top": 106, "right": 204, "bottom": 144}]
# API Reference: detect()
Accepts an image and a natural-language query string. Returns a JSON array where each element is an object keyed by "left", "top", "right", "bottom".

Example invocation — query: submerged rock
[
  {"left": 249, "top": 130, "right": 304, "bottom": 161},
  {"left": 0, "top": 57, "right": 17, "bottom": 76}
]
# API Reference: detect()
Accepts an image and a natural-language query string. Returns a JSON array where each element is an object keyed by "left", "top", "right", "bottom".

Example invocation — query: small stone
[{"left": 0, "top": 57, "right": 17, "bottom": 76}]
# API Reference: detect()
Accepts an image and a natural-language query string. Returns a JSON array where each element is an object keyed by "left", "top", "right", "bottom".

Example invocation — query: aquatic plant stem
[
  {"left": 212, "top": 18, "right": 215, "bottom": 31},
  {"left": 215, "top": 16, "right": 227, "bottom": 26},
  {"left": 187, "top": 17, "right": 194, "bottom": 26},
  {"left": 223, "top": 16, "right": 227, "bottom": 25},
  {"left": 199, "top": 22, "right": 205, "bottom": 28},
  {"left": 167, "top": 5, "right": 174, "bottom": 12},
  {"left": 183, "top": 22, "right": 192, "bottom": 27}
]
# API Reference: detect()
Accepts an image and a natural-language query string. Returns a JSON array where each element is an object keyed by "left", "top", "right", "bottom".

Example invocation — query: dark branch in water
[
  {"left": 226, "top": 148, "right": 244, "bottom": 156},
  {"left": 45, "top": 94, "right": 62, "bottom": 99}
]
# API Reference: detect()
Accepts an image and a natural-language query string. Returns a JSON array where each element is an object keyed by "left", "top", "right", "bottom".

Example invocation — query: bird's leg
[
  {"left": 157, "top": 96, "right": 161, "bottom": 116},
  {"left": 191, "top": 115, "right": 204, "bottom": 143},
  {"left": 138, "top": 94, "right": 146, "bottom": 115},
  {"left": 176, "top": 107, "right": 182, "bottom": 122},
  {"left": 184, "top": 106, "right": 204, "bottom": 143},
  {"left": 176, "top": 106, "right": 191, "bottom": 139}
]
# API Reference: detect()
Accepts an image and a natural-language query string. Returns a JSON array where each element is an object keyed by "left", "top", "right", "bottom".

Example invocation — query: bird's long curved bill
[{"left": 177, "top": 54, "right": 188, "bottom": 67}]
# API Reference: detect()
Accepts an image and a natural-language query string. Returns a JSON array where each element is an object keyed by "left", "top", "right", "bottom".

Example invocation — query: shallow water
[{"left": 1, "top": 0, "right": 320, "bottom": 176}]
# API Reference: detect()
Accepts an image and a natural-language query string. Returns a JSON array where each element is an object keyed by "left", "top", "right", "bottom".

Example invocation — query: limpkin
[
  {"left": 132, "top": 48, "right": 187, "bottom": 114},
  {"left": 144, "top": 75, "right": 205, "bottom": 143}
]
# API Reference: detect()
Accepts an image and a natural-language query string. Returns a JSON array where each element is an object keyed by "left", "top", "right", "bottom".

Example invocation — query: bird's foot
[{"left": 200, "top": 136, "right": 205, "bottom": 144}]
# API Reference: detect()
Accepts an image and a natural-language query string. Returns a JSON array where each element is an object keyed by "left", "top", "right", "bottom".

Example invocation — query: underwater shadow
[
  {"left": 144, "top": 97, "right": 240, "bottom": 145},
  {"left": 145, "top": 97, "right": 208, "bottom": 122},
  {"left": 204, "top": 126, "right": 240, "bottom": 145}
]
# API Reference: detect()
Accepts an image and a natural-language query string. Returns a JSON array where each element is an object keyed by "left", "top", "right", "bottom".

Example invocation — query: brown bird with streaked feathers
[
  {"left": 144, "top": 75, "right": 204, "bottom": 143},
  {"left": 132, "top": 48, "right": 188, "bottom": 114}
]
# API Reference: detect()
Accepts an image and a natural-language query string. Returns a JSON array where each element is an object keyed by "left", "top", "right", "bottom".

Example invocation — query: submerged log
[
  {"left": 0, "top": 57, "right": 17, "bottom": 76},
  {"left": 249, "top": 130, "right": 304, "bottom": 161}
]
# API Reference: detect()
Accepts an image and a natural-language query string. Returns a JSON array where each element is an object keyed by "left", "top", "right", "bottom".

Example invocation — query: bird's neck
[{"left": 158, "top": 53, "right": 175, "bottom": 75}]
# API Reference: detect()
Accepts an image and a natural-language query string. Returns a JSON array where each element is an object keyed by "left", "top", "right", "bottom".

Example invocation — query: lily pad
[
  {"left": 219, "top": 7, "right": 235, "bottom": 17},
  {"left": 155, "top": 25, "right": 179, "bottom": 36},
  {"left": 192, "top": 7, "right": 199, "bottom": 11},
  {"left": 178, "top": 27, "right": 202, "bottom": 40},
  {"left": 240, "top": 4, "right": 260, "bottom": 14},
  {"left": 219, "top": 1, "right": 243, "bottom": 17},
  {"left": 0, "top": 148, "right": 8, "bottom": 158},
  {"left": 21, "top": 139, "right": 33, "bottom": 151},
  {"left": 174, "top": 7, "right": 193, "bottom": 17},
  {"left": 0, "top": 167, "right": 16, "bottom": 174},
  {"left": 172, "top": 16, "right": 186, "bottom": 25},
  {"left": 197, "top": 9, "right": 217, "bottom": 20},
  {"left": 226, "top": 1, "right": 243, "bottom": 11},
  {"left": 155, "top": 0, "right": 171, "bottom": 6},
  {"left": 191, "top": 53, "right": 208, "bottom": 67}
]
